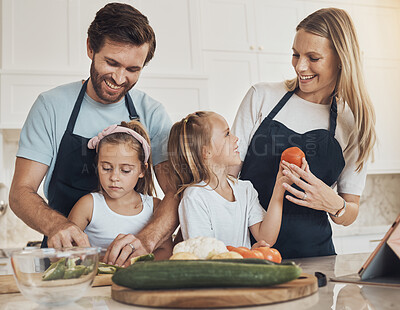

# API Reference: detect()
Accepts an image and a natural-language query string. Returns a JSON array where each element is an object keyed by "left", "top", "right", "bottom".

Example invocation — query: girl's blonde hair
[
  {"left": 285, "top": 8, "right": 376, "bottom": 171},
  {"left": 168, "top": 111, "right": 215, "bottom": 197},
  {"left": 97, "top": 120, "right": 156, "bottom": 196}
]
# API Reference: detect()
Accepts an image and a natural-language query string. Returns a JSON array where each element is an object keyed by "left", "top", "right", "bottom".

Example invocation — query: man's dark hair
[{"left": 87, "top": 2, "right": 156, "bottom": 65}]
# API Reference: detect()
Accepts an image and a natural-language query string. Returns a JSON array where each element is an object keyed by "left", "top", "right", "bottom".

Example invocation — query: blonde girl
[
  {"left": 168, "top": 111, "right": 297, "bottom": 248},
  {"left": 69, "top": 120, "right": 172, "bottom": 262},
  {"left": 232, "top": 8, "right": 376, "bottom": 258}
]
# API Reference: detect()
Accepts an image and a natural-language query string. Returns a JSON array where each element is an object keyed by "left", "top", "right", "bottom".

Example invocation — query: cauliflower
[{"left": 172, "top": 236, "right": 228, "bottom": 259}]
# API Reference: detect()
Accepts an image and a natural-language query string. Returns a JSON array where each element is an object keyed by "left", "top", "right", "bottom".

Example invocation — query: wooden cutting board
[
  {"left": 0, "top": 273, "right": 112, "bottom": 294},
  {"left": 111, "top": 273, "right": 318, "bottom": 308}
]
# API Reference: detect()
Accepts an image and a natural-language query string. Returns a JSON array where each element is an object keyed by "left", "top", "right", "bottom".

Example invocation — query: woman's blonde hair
[
  {"left": 97, "top": 120, "right": 156, "bottom": 196},
  {"left": 168, "top": 111, "right": 216, "bottom": 197},
  {"left": 285, "top": 8, "right": 376, "bottom": 171}
]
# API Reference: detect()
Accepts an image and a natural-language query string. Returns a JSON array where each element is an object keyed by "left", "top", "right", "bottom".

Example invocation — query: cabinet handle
[
  {"left": 258, "top": 46, "right": 264, "bottom": 51},
  {"left": 0, "top": 201, "right": 7, "bottom": 217},
  {"left": 250, "top": 45, "right": 255, "bottom": 50}
]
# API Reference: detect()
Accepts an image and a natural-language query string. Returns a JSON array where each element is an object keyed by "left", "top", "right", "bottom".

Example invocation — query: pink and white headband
[{"left": 88, "top": 124, "right": 151, "bottom": 163}]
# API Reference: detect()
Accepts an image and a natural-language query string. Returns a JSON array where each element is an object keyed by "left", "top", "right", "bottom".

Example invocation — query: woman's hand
[
  {"left": 274, "top": 159, "right": 307, "bottom": 195},
  {"left": 281, "top": 158, "right": 343, "bottom": 215}
]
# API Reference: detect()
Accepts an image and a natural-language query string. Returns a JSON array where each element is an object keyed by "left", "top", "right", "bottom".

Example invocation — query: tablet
[{"left": 358, "top": 213, "right": 400, "bottom": 283}]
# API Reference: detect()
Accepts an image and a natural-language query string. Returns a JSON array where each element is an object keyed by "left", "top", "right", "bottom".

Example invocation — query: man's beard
[{"left": 89, "top": 61, "right": 136, "bottom": 104}]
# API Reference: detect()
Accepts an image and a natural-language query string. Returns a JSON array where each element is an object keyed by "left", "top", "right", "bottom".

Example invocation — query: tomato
[
  {"left": 281, "top": 147, "right": 305, "bottom": 167},
  {"left": 227, "top": 246, "right": 269, "bottom": 259},
  {"left": 250, "top": 249, "right": 264, "bottom": 259},
  {"left": 253, "top": 247, "right": 282, "bottom": 263},
  {"left": 229, "top": 247, "right": 256, "bottom": 258}
]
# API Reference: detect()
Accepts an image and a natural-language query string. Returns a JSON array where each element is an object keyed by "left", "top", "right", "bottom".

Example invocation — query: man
[{"left": 9, "top": 3, "right": 179, "bottom": 266}]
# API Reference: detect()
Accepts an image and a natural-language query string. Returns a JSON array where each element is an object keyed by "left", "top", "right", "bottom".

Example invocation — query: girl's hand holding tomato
[
  {"left": 250, "top": 240, "right": 270, "bottom": 250},
  {"left": 281, "top": 147, "right": 305, "bottom": 167}
]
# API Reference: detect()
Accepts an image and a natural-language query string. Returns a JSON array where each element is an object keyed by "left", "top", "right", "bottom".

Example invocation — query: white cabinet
[
  {"left": 200, "top": 0, "right": 302, "bottom": 125},
  {"left": 0, "top": 0, "right": 206, "bottom": 129},
  {"left": 203, "top": 52, "right": 258, "bottom": 125},
  {"left": 200, "top": 0, "right": 303, "bottom": 54}
]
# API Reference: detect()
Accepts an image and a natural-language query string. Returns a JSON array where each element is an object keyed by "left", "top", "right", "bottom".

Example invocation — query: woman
[{"left": 231, "top": 8, "right": 376, "bottom": 258}]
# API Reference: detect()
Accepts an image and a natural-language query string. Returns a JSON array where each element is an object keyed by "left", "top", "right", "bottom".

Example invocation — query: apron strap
[
  {"left": 66, "top": 79, "right": 89, "bottom": 133},
  {"left": 329, "top": 96, "right": 338, "bottom": 135},
  {"left": 66, "top": 79, "right": 140, "bottom": 134},
  {"left": 125, "top": 91, "right": 139, "bottom": 120},
  {"left": 266, "top": 91, "right": 295, "bottom": 120}
]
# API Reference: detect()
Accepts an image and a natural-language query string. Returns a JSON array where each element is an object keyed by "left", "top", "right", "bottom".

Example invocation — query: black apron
[
  {"left": 240, "top": 91, "right": 345, "bottom": 258},
  {"left": 42, "top": 79, "right": 139, "bottom": 247}
]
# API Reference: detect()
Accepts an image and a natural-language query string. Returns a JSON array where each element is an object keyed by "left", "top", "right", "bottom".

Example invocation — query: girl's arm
[
  {"left": 250, "top": 161, "right": 297, "bottom": 246},
  {"left": 152, "top": 198, "right": 173, "bottom": 260},
  {"left": 67, "top": 194, "right": 94, "bottom": 232}
]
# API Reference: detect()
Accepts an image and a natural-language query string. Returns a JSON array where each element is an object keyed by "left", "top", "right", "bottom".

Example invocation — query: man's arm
[
  {"left": 103, "top": 161, "right": 179, "bottom": 266},
  {"left": 9, "top": 157, "right": 90, "bottom": 248},
  {"left": 139, "top": 161, "right": 180, "bottom": 250}
]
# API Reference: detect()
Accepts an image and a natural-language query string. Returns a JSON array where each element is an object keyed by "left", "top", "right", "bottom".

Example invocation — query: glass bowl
[{"left": 10, "top": 247, "right": 100, "bottom": 306}]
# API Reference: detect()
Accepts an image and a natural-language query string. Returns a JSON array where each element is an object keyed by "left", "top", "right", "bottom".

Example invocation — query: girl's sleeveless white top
[{"left": 84, "top": 192, "right": 154, "bottom": 249}]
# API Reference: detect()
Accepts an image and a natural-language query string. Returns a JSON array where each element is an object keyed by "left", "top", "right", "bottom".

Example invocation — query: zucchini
[
  {"left": 130, "top": 253, "right": 155, "bottom": 264},
  {"left": 112, "top": 260, "right": 302, "bottom": 290}
]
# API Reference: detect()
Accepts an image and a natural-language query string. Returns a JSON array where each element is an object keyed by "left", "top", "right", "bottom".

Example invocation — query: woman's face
[{"left": 292, "top": 29, "right": 340, "bottom": 104}]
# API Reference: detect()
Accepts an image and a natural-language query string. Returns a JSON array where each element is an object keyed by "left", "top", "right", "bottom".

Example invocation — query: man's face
[{"left": 87, "top": 38, "right": 149, "bottom": 104}]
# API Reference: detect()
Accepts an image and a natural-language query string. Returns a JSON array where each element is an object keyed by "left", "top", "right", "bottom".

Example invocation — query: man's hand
[
  {"left": 47, "top": 221, "right": 90, "bottom": 248},
  {"left": 103, "top": 234, "right": 148, "bottom": 267}
]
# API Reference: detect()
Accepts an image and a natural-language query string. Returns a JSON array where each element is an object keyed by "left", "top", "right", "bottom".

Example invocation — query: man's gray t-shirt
[{"left": 17, "top": 81, "right": 172, "bottom": 198}]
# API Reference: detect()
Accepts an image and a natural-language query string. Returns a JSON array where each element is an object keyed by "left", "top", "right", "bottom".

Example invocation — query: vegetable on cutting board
[
  {"left": 172, "top": 236, "right": 228, "bottom": 259},
  {"left": 112, "top": 260, "right": 302, "bottom": 290},
  {"left": 227, "top": 245, "right": 282, "bottom": 263}
]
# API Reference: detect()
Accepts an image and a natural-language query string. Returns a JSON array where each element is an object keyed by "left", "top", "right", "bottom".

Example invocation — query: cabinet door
[
  {"left": 0, "top": 74, "right": 84, "bottom": 129},
  {"left": 254, "top": 0, "right": 304, "bottom": 54},
  {"left": 203, "top": 52, "right": 258, "bottom": 126},
  {"left": 364, "top": 60, "right": 400, "bottom": 173},
  {"left": 2, "top": 0, "right": 76, "bottom": 71},
  {"left": 135, "top": 76, "right": 208, "bottom": 123},
  {"left": 258, "top": 54, "right": 295, "bottom": 83},
  {"left": 352, "top": 6, "right": 400, "bottom": 173},
  {"left": 135, "top": 0, "right": 202, "bottom": 74},
  {"left": 200, "top": 0, "right": 256, "bottom": 52}
]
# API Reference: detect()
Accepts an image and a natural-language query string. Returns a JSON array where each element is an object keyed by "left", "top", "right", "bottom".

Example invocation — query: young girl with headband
[
  {"left": 168, "top": 111, "right": 302, "bottom": 248},
  {"left": 68, "top": 120, "right": 172, "bottom": 262}
]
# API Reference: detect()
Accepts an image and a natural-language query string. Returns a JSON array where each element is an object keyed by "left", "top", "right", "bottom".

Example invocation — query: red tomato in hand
[
  {"left": 253, "top": 247, "right": 282, "bottom": 263},
  {"left": 281, "top": 147, "right": 305, "bottom": 167}
]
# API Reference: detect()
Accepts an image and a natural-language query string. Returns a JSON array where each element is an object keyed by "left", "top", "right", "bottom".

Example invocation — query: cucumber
[
  {"left": 211, "top": 258, "right": 295, "bottom": 265},
  {"left": 112, "top": 260, "right": 302, "bottom": 290},
  {"left": 98, "top": 262, "right": 123, "bottom": 274},
  {"left": 130, "top": 253, "right": 155, "bottom": 264},
  {"left": 63, "top": 265, "right": 86, "bottom": 279}
]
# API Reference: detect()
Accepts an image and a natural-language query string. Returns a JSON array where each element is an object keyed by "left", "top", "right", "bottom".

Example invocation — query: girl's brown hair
[
  {"left": 285, "top": 8, "right": 376, "bottom": 171},
  {"left": 97, "top": 120, "right": 156, "bottom": 196},
  {"left": 168, "top": 111, "right": 215, "bottom": 197}
]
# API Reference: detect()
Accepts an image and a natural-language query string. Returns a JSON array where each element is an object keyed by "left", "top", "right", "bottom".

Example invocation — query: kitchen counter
[{"left": 1, "top": 253, "right": 399, "bottom": 309}]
